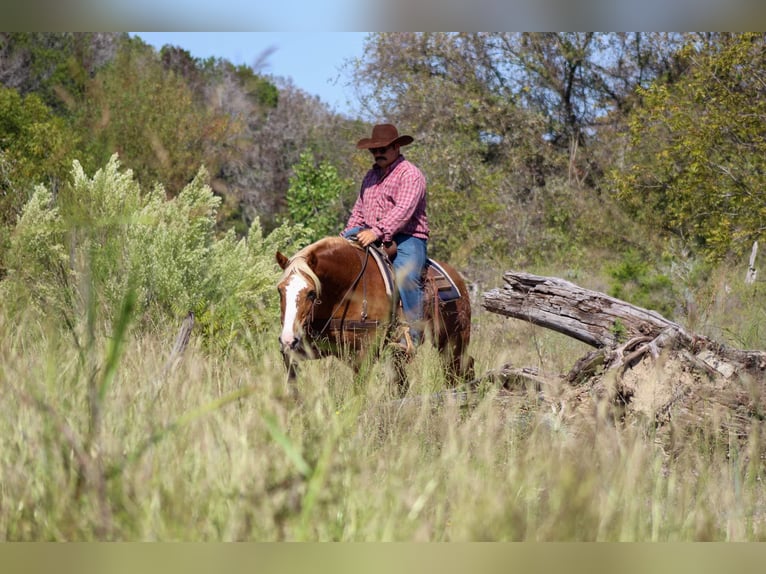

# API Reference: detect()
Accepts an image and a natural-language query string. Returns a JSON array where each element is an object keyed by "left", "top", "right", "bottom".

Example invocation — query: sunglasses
[{"left": 369, "top": 144, "right": 394, "bottom": 155}]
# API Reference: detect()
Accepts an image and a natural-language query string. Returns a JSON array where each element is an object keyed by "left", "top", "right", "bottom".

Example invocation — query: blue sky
[{"left": 131, "top": 32, "right": 369, "bottom": 117}]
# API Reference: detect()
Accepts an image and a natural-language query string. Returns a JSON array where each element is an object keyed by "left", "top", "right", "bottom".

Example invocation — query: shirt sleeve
[
  {"left": 342, "top": 193, "right": 366, "bottom": 234},
  {"left": 342, "top": 174, "right": 372, "bottom": 235}
]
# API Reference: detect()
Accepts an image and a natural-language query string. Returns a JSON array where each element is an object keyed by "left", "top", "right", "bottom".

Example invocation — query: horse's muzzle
[{"left": 279, "top": 334, "right": 302, "bottom": 353}]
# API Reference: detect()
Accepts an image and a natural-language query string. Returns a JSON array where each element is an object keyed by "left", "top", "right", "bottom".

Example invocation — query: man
[{"left": 342, "top": 123, "right": 429, "bottom": 351}]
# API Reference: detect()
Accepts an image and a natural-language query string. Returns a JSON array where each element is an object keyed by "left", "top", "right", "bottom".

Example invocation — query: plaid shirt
[{"left": 343, "top": 155, "right": 429, "bottom": 243}]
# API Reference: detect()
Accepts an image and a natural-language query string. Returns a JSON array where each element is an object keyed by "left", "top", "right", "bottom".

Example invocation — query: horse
[{"left": 275, "top": 236, "right": 473, "bottom": 385}]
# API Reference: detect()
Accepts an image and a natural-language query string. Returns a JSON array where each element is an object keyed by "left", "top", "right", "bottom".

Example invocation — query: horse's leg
[
  {"left": 434, "top": 300, "right": 475, "bottom": 385},
  {"left": 280, "top": 352, "right": 303, "bottom": 401},
  {"left": 349, "top": 334, "right": 409, "bottom": 396}
]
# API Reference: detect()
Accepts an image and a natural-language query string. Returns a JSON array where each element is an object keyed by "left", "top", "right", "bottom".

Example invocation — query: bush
[
  {"left": 606, "top": 249, "right": 676, "bottom": 317},
  {"left": 0, "top": 155, "right": 313, "bottom": 349},
  {"left": 285, "top": 151, "right": 351, "bottom": 242}
]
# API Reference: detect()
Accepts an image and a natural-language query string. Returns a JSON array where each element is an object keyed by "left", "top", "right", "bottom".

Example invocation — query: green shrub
[
  {"left": 606, "top": 250, "right": 676, "bottom": 317},
  {"left": 285, "top": 151, "right": 351, "bottom": 242},
  {"left": 0, "top": 155, "right": 312, "bottom": 349}
]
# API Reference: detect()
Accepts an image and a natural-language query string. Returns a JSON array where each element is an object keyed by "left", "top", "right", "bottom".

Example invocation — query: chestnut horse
[{"left": 276, "top": 236, "right": 473, "bottom": 382}]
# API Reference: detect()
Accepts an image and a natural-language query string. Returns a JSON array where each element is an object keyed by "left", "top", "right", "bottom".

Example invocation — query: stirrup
[
  {"left": 401, "top": 331, "right": 415, "bottom": 355},
  {"left": 390, "top": 327, "right": 415, "bottom": 355}
]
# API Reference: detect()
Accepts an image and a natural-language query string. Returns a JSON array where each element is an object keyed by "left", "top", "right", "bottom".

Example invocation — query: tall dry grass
[{"left": 2, "top": 283, "right": 766, "bottom": 541}]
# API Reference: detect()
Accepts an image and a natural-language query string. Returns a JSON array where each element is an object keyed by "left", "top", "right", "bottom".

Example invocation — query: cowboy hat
[{"left": 356, "top": 123, "right": 414, "bottom": 150}]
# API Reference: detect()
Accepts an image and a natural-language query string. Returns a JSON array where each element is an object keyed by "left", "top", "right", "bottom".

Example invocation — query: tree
[
  {"left": 350, "top": 33, "right": 561, "bottom": 263},
  {"left": 74, "top": 37, "right": 239, "bottom": 197},
  {"left": 610, "top": 33, "right": 766, "bottom": 259},
  {"left": 285, "top": 151, "right": 351, "bottom": 241},
  {"left": 350, "top": 33, "right": 746, "bottom": 266},
  {"left": 0, "top": 87, "right": 77, "bottom": 277},
  {"left": 221, "top": 77, "right": 360, "bottom": 234},
  {"left": 0, "top": 87, "right": 75, "bottom": 219},
  {"left": 353, "top": 33, "right": 693, "bottom": 151},
  {"left": 0, "top": 32, "right": 124, "bottom": 113}
]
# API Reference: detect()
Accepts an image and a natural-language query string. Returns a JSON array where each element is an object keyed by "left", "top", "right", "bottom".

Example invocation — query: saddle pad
[
  {"left": 365, "top": 244, "right": 395, "bottom": 299},
  {"left": 352, "top": 240, "right": 461, "bottom": 303},
  {"left": 427, "top": 259, "right": 462, "bottom": 302}
]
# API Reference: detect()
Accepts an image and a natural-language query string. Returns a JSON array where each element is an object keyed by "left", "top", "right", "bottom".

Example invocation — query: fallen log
[
  {"left": 482, "top": 271, "right": 766, "bottom": 379},
  {"left": 480, "top": 271, "right": 766, "bottom": 440},
  {"left": 483, "top": 271, "right": 683, "bottom": 347}
]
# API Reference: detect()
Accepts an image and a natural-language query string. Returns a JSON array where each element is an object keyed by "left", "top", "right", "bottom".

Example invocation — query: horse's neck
[
  {"left": 317, "top": 245, "right": 397, "bottom": 321},
  {"left": 314, "top": 245, "right": 367, "bottom": 296}
]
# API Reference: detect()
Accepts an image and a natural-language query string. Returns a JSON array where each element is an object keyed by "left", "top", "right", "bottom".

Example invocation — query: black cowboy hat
[{"left": 356, "top": 123, "right": 414, "bottom": 150}]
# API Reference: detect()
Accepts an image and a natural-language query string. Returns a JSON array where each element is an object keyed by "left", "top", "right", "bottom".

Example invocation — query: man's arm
[{"left": 342, "top": 191, "right": 366, "bottom": 235}]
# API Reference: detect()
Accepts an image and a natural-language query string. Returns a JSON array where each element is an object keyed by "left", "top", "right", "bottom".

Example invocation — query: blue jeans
[
  {"left": 342, "top": 227, "right": 427, "bottom": 344},
  {"left": 393, "top": 233, "right": 427, "bottom": 344}
]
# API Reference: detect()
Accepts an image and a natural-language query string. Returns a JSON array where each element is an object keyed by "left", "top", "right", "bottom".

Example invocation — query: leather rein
[{"left": 305, "top": 246, "right": 375, "bottom": 338}]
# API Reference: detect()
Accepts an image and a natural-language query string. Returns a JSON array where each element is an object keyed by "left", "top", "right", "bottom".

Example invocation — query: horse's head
[{"left": 276, "top": 249, "right": 322, "bottom": 357}]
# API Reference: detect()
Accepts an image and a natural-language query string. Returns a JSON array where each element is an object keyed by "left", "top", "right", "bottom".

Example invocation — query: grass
[{"left": 1, "top": 274, "right": 766, "bottom": 541}]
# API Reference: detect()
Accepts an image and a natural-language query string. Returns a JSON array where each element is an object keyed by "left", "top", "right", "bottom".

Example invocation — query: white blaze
[{"left": 280, "top": 272, "right": 311, "bottom": 349}]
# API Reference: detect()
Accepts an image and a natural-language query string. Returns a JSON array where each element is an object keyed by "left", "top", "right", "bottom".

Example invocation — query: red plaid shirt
[{"left": 343, "top": 155, "right": 429, "bottom": 243}]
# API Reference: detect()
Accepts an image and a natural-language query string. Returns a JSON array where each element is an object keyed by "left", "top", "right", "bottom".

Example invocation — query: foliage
[
  {"left": 226, "top": 79, "right": 362, "bottom": 234},
  {"left": 677, "top": 257, "right": 766, "bottom": 349},
  {"left": 606, "top": 249, "right": 676, "bottom": 317},
  {"left": 233, "top": 63, "right": 279, "bottom": 109},
  {"left": 3, "top": 184, "right": 71, "bottom": 318},
  {"left": 74, "top": 37, "right": 240, "bottom": 196},
  {"left": 518, "top": 178, "right": 670, "bottom": 273},
  {"left": 285, "top": 151, "right": 352, "bottom": 241},
  {"left": 5, "top": 32, "right": 766, "bottom": 312},
  {"left": 0, "top": 155, "right": 312, "bottom": 349},
  {"left": 352, "top": 35, "right": 545, "bottom": 263},
  {"left": 0, "top": 32, "right": 120, "bottom": 113},
  {"left": 351, "top": 32, "right": 686, "bottom": 265},
  {"left": 354, "top": 32, "right": 693, "bottom": 154},
  {"left": 0, "top": 86, "right": 79, "bottom": 278},
  {"left": 0, "top": 87, "right": 76, "bottom": 226},
  {"left": 611, "top": 33, "right": 766, "bottom": 260},
  {"left": 2, "top": 303, "right": 766, "bottom": 540}
]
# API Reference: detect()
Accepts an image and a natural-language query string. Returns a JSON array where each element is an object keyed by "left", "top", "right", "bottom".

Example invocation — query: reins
[{"left": 311, "top": 246, "right": 371, "bottom": 337}]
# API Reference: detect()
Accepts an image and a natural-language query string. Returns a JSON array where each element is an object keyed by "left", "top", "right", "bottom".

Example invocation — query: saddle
[
  {"left": 337, "top": 238, "right": 463, "bottom": 350},
  {"left": 426, "top": 259, "right": 462, "bottom": 302},
  {"left": 365, "top": 242, "right": 462, "bottom": 304}
]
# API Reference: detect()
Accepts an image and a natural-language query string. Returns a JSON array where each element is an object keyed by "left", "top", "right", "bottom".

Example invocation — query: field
[{"left": 2, "top": 272, "right": 766, "bottom": 542}]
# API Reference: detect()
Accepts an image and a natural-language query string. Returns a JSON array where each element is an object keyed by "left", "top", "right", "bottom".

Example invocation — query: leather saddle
[{"left": 344, "top": 236, "right": 462, "bottom": 304}]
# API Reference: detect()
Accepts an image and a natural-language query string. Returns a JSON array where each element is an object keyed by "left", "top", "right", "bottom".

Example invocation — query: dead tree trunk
[
  {"left": 482, "top": 271, "right": 766, "bottom": 380},
  {"left": 156, "top": 311, "right": 195, "bottom": 386},
  {"left": 482, "top": 271, "right": 678, "bottom": 347},
  {"left": 746, "top": 241, "right": 758, "bottom": 284},
  {"left": 479, "top": 271, "right": 766, "bottom": 441}
]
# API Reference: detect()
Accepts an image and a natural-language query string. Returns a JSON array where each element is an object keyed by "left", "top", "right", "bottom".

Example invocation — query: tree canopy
[
  {"left": 1, "top": 31, "right": 764, "bottom": 298},
  {"left": 610, "top": 33, "right": 766, "bottom": 259}
]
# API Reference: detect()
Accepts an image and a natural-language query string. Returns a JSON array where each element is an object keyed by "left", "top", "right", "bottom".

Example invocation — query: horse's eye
[{"left": 307, "top": 290, "right": 316, "bottom": 301}]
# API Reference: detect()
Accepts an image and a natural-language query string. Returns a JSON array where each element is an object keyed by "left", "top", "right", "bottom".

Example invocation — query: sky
[
  {"left": 131, "top": 32, "right": 369, "bottom": 117},
  {"left": 13, "top": 0, "right": 766, "bottom": 36}
]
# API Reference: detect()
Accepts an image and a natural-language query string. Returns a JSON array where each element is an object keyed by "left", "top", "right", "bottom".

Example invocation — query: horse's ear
[
  {"left": 276, "top": 251, "right": 289, "bottom": 270},
  {"left": 306, "top": 251, "right": 317, "bottom": 269}
]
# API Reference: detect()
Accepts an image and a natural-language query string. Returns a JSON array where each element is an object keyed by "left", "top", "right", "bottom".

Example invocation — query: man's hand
[{"left": 356, "top": 229, "right": 379, "bottom": 248}]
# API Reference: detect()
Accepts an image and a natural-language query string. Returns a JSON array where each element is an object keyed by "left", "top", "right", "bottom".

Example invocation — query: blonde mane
[{"left": 279, "top": 237, "right": 353, "bottom": 296}]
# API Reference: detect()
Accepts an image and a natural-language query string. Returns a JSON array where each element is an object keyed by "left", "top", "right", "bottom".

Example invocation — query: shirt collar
[{"left": 372, "top": 154, "right": 405, "bottom": 178}]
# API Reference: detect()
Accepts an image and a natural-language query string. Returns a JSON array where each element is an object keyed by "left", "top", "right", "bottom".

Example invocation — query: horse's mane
[{"left": 279, "top": 237, "right": 354, "bottom": 296}]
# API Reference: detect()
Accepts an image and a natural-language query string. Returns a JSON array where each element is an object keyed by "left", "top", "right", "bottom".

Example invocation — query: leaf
[{"left": 262, "top": 411, "right": 312, "bottom": 477}]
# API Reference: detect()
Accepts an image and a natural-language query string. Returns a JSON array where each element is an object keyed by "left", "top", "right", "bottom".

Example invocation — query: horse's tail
[{"left": 425, "top": 260, "right": 473, "bottom": 379}]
